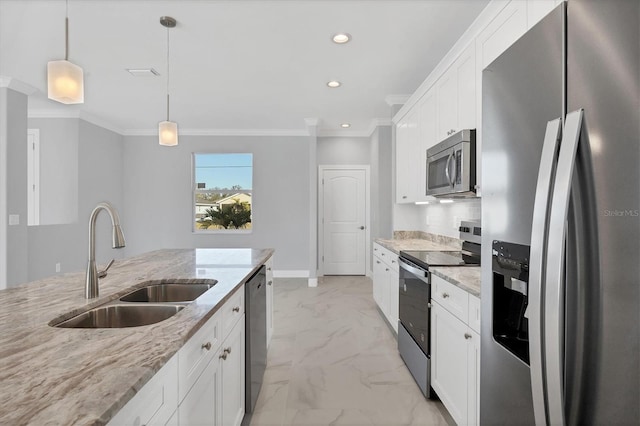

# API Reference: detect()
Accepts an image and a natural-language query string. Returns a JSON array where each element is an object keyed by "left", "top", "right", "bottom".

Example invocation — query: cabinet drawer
[
  {"left": 374, "top": 244, "right": 399, "bottom": 271},
  {"left": 432, "top": 274, "right": 469, "bottom": 324},
  {"left": 178, "top": 311, "right": 221, "bottom": 403},
  {"left": 468, "top": 295, "right": 481, "bottom": 334},
  {"left": 221, "top": 286, "right": 245, "bottom": 339},
  {"left": 108, "top": 355, "right": 178, "bottom": 426}
]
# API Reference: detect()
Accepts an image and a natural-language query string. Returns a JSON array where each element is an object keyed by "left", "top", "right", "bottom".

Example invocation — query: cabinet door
[
  {"left": 436, "top": 69, "right": 458, "bottom": 141},
  {"left": 386, "top": 266, "right": 400, "bottom": 334},
  {"left": 527, "top": 0, "right": 560, "bottom": 29},
  {"left": 266, "top": 257, "right": 274, "bottom": 347},
  {"left": 418, "top": 88, "right": 437, "bottom": 201},
  {"left": 220, "top": 316, "right": 245, "bottom": 426},
  {"left": 456, "top": 41, "right": 477, "bottom": 131},
  {"left": 373, "top": 255, "right": 389, "bottom": 315},
  {"left": 178, "top": 355, "right": 220, "bottom": 426},
  {"left": 431, "top": 302, "right": 468, "bottom": 425},
  {"left": 467, "top": 329, "right": 481, "bottom": 426}
]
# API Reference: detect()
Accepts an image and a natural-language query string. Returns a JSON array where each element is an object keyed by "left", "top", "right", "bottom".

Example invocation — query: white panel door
[{"left": 322, "top": 168, "right": 366, "bottom": 275}]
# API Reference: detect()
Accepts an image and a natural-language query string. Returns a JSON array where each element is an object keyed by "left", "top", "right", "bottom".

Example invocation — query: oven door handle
[{"left": 398, "top": 257, "right": 429, "bottom": 284}]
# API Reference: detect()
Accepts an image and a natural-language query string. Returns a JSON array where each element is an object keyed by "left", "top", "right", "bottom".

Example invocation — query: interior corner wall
[
  {"left": 26, "top": 119, "right": 125, "bottom": 282},
  {"left": 121, "top": 135, "right": 310, "bottom": 272},
  {"left": 1, "top": 88, "right": 28, "bottom": 287}
]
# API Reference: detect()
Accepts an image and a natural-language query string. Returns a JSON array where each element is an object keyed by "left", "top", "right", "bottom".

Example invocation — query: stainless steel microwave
[{"left": 426, "top": 129, "right": 476, "bottom": 197}]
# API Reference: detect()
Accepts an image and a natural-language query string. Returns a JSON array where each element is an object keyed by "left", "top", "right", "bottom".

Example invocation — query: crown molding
[
  {"left": 0, "top": 76, "right": 38, "bottom": 96},
  {"left": 27, "top": 109, "right": 124, "bottom": 135},
  {"left": 304, "top": 118, "right": 319, "bottom": 137},
  {"left": 385, "top": 95, "right": 410, "bottom": 106},
  {"left": 123, "top": 128, "right": 310, "bottom": 137}
]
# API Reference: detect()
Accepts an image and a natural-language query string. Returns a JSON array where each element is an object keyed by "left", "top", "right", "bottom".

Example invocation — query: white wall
[
  {"left": 121, "top": 135, "right": 310, "bottom": 272},
  {"left": 28, "top": 118, "right": 79, "bottom": 225}
]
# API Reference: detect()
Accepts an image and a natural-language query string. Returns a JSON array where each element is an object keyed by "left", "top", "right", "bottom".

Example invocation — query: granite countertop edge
[
  {"left": 0, "top": 248, "right": 274, "bottom": 426},
  {"left": 374, "top": 238, "right": 481, "bottom": 298}
]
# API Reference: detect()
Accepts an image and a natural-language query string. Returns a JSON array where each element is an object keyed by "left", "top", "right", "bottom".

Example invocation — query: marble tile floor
[{"left": 250, "top": 276, "right": 452, "bottom": 426}]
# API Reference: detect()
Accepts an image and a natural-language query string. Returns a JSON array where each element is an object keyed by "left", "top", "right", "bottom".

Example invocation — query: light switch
[{"left": 8, "top": 215, "right": 19, "bottom": 226}]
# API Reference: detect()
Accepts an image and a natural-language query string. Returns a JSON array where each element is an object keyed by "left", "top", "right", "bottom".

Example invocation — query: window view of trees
[{"left": 193, "top": 154, "right": 252, "bottom": 231}]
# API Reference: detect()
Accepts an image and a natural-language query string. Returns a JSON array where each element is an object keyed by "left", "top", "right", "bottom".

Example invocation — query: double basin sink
[{"left": 51, "top": 282, "right": 216, "bottom": 329}]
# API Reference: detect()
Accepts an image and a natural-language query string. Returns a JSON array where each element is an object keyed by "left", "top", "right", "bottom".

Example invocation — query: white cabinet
[
  {"left": 436, "top": 41, "right": 477, "bottom": 142},
  {"left": 430, "top": 274, "right": 481, "bottom": 426},
  {"left": 527, "top": 0, "right": 563, "bottom": 30},
  {"left": 396, "top": 88, "right": 437, "bottom": 204},
  {"left": 178, "top": 350, "right": 220, "bottom": 426},
  {"left": 265, "top": 257, "right": 274, "bottom": 347},
  {"left": 395, "top": 110, "right": 419, "bottom": 203},
  {"left": 107, "top": 355, "right": 179, "bottom": 426},
  {"left": 220, "top": 317, "right": 245, "bottom": 426},
  {"left": 372, "top": 243, "right": 399, "bottom": 333}
]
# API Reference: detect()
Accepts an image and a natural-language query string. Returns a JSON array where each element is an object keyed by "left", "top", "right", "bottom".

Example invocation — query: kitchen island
[{"left": 0, "top": 248, "right": 273, "bottom": 425}]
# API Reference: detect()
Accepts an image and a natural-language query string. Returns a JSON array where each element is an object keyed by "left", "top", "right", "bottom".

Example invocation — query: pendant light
[
  {"left": 47, "top": 0, "right": 84, "bottom": 104},
  {"left": 159, "top": 16, "right": 178, "bottom": 146}
]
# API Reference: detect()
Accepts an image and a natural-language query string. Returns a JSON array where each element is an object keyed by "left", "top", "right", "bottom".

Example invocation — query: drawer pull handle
[
  {"left": 233, "top": 306, "right": 240, "bottom": 312},
  {"left": 268, "top": 280, "right": 273, "bottom": 286},
  {"left": 202, "top": 342, "right": 212, "bottom": 351},
  {"left": 224, "top": 347, "right": 232, "bottom": 355},
  {"left": 267, "top": 267, "right": 272, "bottom": 271},
  {"left": 219, "top": 352, "right": 227, "bottom": 360},
  {"left": 464, "top": 333, "right": 472, "bottom": 340},
  {"left": 442, "top": 293, "right": 450, "bottom": 298}
]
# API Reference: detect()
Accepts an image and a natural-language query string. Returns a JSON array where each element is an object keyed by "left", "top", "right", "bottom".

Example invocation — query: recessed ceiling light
[
  {"left": 126, "top": 68, "right": 160, "bottom": 77},
  {"left": 341, "top": 123, "right": 351, "bottom": 128},
  {"left": 332, "top": 33, "right": 351, "bottom": 44},
  {"left": 327, "top": 80, "right": 341, "bottom": 88}
]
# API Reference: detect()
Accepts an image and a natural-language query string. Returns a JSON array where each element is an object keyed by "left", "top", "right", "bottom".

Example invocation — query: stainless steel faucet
[{"left": 85, "top": 202, "right": 126, "bottom": 298}]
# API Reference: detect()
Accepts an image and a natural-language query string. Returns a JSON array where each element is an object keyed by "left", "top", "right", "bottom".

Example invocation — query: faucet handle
[{"left": 97, "top": 259, "right": 115, "bottom": 279}]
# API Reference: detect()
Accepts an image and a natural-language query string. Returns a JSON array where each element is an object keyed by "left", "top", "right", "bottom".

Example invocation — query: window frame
[{"left": 192, "top": 152, "right": 253, "bottom": 234}]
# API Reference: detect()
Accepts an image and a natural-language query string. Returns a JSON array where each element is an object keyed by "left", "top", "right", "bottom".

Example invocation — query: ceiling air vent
[{"left": 126, "top": 68, "right": 160, "bottom": 77}]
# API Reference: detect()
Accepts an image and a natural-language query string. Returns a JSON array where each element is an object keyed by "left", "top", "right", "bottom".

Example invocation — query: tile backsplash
[{"left": 421, "top": 198, "right": 481, "bottom": 238}]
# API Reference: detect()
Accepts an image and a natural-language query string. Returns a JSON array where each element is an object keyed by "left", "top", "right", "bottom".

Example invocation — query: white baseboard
[{"left": 273, "top": 270, "right": 309, "bottom": 278}]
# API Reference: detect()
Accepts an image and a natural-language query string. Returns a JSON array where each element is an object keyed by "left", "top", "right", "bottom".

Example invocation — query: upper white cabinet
[
  {"left": 395, "top": 109, "right": 420, "bottom": 203},
  {"left": 436, "top": 41, "right": 477, "bottom": 142},
  {"left": 527, "top": 0, "right": 563, "bottom": 29}
]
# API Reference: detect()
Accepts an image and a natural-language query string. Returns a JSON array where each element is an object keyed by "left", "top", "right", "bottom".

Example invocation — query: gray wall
[
  {"left": 1, "top": 88, "right": 29, "bottom": 287},
  {"left": 29, "top": 118, "right": 79, "bottom": 225},
  {"left": 375, "top": 126, "right": 393, "bottom": 239},
  {"left": 121, "top": 135, "right": 310, "bottom": 271},
  {"left": 26, "top": 119, "right": 124, "bottom": 282}
]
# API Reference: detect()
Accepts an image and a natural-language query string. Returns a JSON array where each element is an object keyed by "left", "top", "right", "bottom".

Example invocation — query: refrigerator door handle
[
  {"left": 528, "top": 118, "right": 562, "bottom": 425},
  {"left": 545, "top": 109, "right": 585, "bottom": 426}
]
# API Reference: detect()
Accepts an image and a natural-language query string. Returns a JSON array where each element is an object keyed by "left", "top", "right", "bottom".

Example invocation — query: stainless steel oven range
[{"left": 398, "top": 222, "right": 481, "bottom": 398}]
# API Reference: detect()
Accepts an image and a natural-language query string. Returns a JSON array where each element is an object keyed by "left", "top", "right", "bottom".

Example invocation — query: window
[{"left": 193, "top": 153, "right": 253, "bottom": 232}]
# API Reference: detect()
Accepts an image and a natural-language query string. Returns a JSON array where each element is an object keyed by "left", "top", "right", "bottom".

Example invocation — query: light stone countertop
[
  {"left": 374, "top": 238, "right": 458, "bottom": 254},
  {"left": 0, "top": 248, "right": 273, "bottom": 426},
  {"left": 430, "top": 266, "right": 481, "bottom": 298}
]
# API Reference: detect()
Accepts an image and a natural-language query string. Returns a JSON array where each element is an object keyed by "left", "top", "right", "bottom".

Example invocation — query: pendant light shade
[
  {"left": 47, "top": 59, "right": 84, "bottom": 104},
  {"left": 159, "top": 16, "right": 178, "bottom": 146},
  {"left": 47, "top": 2, "right": 84, "bottom": 105},
  {"left": 159, "top": 120, "right": 178, "bottom": 146}
]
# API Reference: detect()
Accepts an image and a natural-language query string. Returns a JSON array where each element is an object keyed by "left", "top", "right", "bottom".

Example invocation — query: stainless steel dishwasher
[{"left": 244, "top": 265, "right": 267, "bottom": 418}]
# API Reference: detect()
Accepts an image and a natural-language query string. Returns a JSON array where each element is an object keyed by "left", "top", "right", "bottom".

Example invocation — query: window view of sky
[{"left": 195, "top": 153, "right": 252, "bottom": 190}]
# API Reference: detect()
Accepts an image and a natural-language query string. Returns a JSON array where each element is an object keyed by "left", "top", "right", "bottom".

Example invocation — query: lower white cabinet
[
  {"left": 431, "top": 275, "right": 480, "bottom": 426},
  {"left": 265, "top": 257, "right": 274, "bottom": 347},
  {"left": 107, "top": 355, "right": 178, "bottom": 426},
  {"left": 372, "top": 243, "right": 399, "bottom": 333},
  {"left": 110, "top": 284, "right": 248, "bottom": 426}
]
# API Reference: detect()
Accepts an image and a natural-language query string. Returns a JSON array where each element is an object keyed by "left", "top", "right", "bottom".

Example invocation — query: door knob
[{"left": 359, "top": 226, "right": 365, "bottom": 230}]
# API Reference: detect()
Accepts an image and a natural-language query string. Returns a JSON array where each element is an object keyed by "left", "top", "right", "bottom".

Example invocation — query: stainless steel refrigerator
[{"left": 481, "top": 1, "right": 639, "bottom": 424}]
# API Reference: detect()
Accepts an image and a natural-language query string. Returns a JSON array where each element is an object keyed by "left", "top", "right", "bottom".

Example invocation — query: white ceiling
[{"left": 0, "top": 0, "right": 489, "bottom": 136}]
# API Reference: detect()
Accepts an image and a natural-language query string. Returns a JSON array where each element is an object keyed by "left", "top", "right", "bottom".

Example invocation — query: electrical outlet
[
  {"left": 453, "top": 215, "right": 459, "bottom": 229},
  {"left": 426, "top": 215, "right": 431, "bottom": 225},
  {"left": 8, "top": 214, "right": 19, "bottom": 226},
  {"left": 55, "top": 263, "right": 61, "bottom": 273}
]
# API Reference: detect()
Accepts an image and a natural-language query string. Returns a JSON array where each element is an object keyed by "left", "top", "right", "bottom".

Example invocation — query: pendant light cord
[
  {"left": 65, "top": 0, "right": 69, "bottom": 60},
  {"left": 166, "top": 24, "right": 170, "bottom": 121}
]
